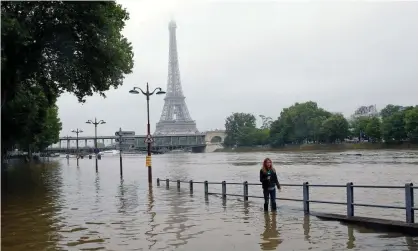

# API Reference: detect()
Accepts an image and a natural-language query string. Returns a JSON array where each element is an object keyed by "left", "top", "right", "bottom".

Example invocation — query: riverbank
[{"left": 214, "top": 142, "right": 418, "bottom": 153}]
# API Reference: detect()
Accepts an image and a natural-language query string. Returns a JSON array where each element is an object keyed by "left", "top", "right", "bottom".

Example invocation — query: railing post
[
  {"left": 222, "top": 181, "right": 226, "bottom": 199},
  {"left": 243, "top": 181, "right": 248, "bottom": 201},
  {"left": 405, "top": 183, "right": 414, "bottom": 223},
  {"left": 177, "top": 180, "right": 180, "bottom": 190},
  {"left": 157, "top": 178, "right": 160, "bottom": 186},
  {"left": 346, "top": 182, "right": 354, "bottom": 217},
  {"left": 166, "top": 179, "right": 169, "bottom": 189},
  {"left": 204, "top": 181, "right": 208, "bottom": 195},
  {"left": 303, "top": 182, "right": 310, "bottom": 214},
  {"left": 189, "top": 180, "right": 193, "bottom": 194}
]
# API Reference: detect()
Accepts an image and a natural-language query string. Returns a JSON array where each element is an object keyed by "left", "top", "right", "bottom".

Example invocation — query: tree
[
  {"left": 380, "top": 105, "right": 403, "bottom": 119},
  {"left": 2, "top": 86, "right": 49, "bottom": 151},
  {"left": 350, "top": 116, "right": 381, "bottom": 141},
  {"left": 404, "top": 107, "right": 418, "bottom": 143},
  {"left": 224, "top": 113, "right": 257, "bottom": 147},
  {"left": 320, "top": 113, "right": 349, "bottom": 143},
  {"left": 251, "top": 128, "right": 270, "bottom": 146},
  {"left": 259, "top": 115, "right": 273, "bottom": 129},
  {"left": 223, "top": 102, "right": 418, "bottom": 148},
  {"left": 33, "top": 105, "right": 62, "bottom": 151},
  {"left": 269, "top": 101, "right": 332, "bottom": 146},
  {"left": 364, "top": 117, "right": 381, "bottom": 142},
  {"left": 1, "top": 1, "right": 133, "bottom": 104},
  {"left": 1, "top": 1, "right": 134, "bottom": 153},
  {"left": 381, "top": 111, "right": 408, "bottom": 143}
]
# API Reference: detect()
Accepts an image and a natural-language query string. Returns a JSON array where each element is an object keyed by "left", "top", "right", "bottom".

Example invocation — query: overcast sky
[{"left": 57, "top": 0, "right": 418, "bottom": 137}]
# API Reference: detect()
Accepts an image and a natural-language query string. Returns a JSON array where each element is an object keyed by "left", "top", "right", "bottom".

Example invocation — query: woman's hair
[{"left": 262, "top": 158, "right": 275, "bottom": 173}]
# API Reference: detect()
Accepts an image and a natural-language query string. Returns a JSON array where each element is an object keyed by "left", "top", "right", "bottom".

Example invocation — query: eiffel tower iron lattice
[{"left": 155, "top": 20, "right": 199, "bottom": 135}]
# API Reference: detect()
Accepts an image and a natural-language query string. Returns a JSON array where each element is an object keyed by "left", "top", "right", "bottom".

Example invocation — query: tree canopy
[
  {"left": 269, "top": 101, "right": 333, "bottom": 146},
  {"left": 223, "top": 102, "right": 418, "bottom": 148},
  {"left": 1, "top": 1, "right": 134, "bottom": 152},
  {"left": 404, "top": 107, "right": 418, "bottom": 143}
]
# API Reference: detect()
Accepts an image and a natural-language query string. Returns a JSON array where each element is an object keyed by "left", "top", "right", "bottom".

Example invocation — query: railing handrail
[
  {"left": 156, "top": 178, "right": 416, "bottom": 224},
  {"left": 157, "top": 178, "right": 415, "bottom": 189}
]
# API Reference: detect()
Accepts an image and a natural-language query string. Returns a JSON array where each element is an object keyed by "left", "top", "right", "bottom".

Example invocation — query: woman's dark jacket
[{"left": 260, "top": 168, "right": 281, "bottom": 190}]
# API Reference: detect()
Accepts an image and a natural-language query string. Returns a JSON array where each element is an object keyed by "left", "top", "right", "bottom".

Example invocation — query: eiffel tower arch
[{"left": 155, "top": 20, "right": 199, "bottom": 135}]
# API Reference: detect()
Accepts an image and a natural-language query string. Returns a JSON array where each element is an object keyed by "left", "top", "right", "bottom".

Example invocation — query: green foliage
[
  {"left": 270, "top": 101, "right": 333, "bottom": 146},
  {"left": 404, "top": 107, "right": 418, "bottom": 143},
  {"left": 350, "top": 116, "right": 381, "bottom": 142},
  {"left": 34, "top": 106, "right": 62, "bottom": 151},
  {"left": 224, "top": 113, "right": 257, "bottom": 147},
  {"left": 380, "top": 105, "right": 403, "bottom": 119},
  {"left": 1, "top": 1, "right": 133, "bottom": 104},
  {"left": 1, "top": 1, "right": 133, "bottom": 152},
  {"left": 252, "top": 129, "right": 270, "bottom": 146},
  {"left": 224, "top": 102, "right": 417, "bottom": 148},
  {"left": 365, "top": 117, "right": 381, "bottom": 142},
  {"left": 380, "top": 105, "right": 414, "bottom": 143},
  {"left": 350, "top": 117, "right": 370, "bottom": 138},
  {"left": 320, "top": 113, "right": 349, "bottom": 143},
  {"left": 259, "top": 115, "right": 273, "bottom": 129}
]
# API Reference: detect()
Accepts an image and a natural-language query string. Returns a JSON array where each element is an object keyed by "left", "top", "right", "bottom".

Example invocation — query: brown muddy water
[{"left": 1, "top": 150, "right": 417, "bottom": 250}]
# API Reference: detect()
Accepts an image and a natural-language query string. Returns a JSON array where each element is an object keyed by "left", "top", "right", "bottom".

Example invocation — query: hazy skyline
[{"left": 57, "top": 0, "right": 418, "bottom": 137}]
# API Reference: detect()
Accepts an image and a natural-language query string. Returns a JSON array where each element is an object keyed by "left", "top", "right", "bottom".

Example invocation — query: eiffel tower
[{"left": 155, "top": 20, "right": 199, "bottom": 135}]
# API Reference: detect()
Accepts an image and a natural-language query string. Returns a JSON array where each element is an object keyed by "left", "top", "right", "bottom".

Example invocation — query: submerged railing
[{"left": 156, "top": 178, "right": 416, "bottom": 224}]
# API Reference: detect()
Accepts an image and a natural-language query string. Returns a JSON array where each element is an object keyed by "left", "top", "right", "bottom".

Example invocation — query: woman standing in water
[{"left": 260, "top": 158, "right": 281, "bottom": 211}]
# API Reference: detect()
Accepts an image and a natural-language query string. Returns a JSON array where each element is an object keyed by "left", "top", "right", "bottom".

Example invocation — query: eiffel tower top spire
[
  {"left": 154, "top": 21, "right": 198, "bottom": 135},
  {"left": 169, "top": 19, "right": 176, "bottom": 29},
  {"left": 165, "top": 19, "right": 184, "bottom": 98}
]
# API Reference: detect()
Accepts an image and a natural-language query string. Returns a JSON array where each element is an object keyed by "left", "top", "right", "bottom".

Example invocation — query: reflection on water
[
  {"left": 347, "top": 225, "right": 356, "bottom": 249},
  {"left": 260, "top": 212, "right": 282, "bottom": 250},
  {"left": 303, "top": 215, "right": 311, "bottom": 242},
  {"left": 1, "top": 150, "right": 418, "bottom": 250},
  {"left": 162, "top": 183, "right": 204, "bottom": 249},
  {"left": 94, "top": 173, "right": 100, "bottom": 206},
  {"left": 1, "top": 163, "right": 63, "bottom": 251}
]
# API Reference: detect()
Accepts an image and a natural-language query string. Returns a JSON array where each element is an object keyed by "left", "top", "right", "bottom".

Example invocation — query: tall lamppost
[
  {"left": 63, "top": 135, "right": 72, "bottom": 159},
  {"left": 71, "top": 128, "right": 83, "bottom": 165},
  {"left": 129, "top": 82, "right": 165, "bottom": 184},
  {"left": 86, "top": 118, "right": 106, "bottom": 172}
]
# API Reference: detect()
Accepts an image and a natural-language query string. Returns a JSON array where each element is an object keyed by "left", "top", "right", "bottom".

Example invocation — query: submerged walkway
[
  {"left": 3, "top": 155, "right": 418, "bottom": 250},
  {"left": 157, "top": 178, "right": 418, "bottom": 236}
]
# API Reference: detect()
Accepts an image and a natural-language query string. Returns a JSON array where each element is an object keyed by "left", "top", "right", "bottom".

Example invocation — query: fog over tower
[{"left": 155, "top": 20, "right": 199, "bottom": 135}]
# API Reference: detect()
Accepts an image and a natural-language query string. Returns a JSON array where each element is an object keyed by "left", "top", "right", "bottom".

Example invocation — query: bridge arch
[
  {"left": 210, "top": 136, "right": 222, "bottom": 143},
  {"left": 205, "top": 130, "right": 226, "bottom": 144}
]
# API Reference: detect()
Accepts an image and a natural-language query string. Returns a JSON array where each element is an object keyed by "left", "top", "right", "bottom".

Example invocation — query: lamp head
[
  {"left": 86, "top": 121, "right": 92, "bottom": 124},
  {"left": 156, "top": 89, "right": 166, "bottom": 95},
  {"left": 129, "top": 89, "right": 139, "bottom": 94},
  {"left": 100, "top": 121, "right": 106, "bottom": 124}
]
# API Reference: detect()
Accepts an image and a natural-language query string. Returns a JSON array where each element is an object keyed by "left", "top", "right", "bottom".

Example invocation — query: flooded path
[{"left": 2, "top": 150, "right": 418, "bottom": 250}]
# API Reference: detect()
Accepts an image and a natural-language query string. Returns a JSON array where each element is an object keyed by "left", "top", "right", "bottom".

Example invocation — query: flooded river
[{"left": 2, "top": 150, "right": 418, "bottom": 250}]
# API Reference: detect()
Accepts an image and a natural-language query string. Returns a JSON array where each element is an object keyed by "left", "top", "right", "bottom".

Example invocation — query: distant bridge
[
  {"left": 205, "top": 130, "right": 225, "bottom": 144},
  {"left": 49, "top": 132, "right": 226, "bottom": 153}
]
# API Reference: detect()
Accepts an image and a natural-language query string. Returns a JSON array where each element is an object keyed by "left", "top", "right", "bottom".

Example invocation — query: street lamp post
[
  {"left": 71, "top": 129, "right": 83, "bottom": 166},
  {"left": 118, "top": 127, "right": 123, "bottom": 176},
  {"left": 129, "top": 82, "right": 165, "bottom": 184},
  {"left": 86, "top": 118, "right": 106, "bottom": 172},
  {"left": 63, "top": 135, "right": 71, "bottom": 160}
]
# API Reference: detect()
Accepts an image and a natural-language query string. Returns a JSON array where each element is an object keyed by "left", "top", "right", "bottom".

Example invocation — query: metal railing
[{"left": 156, "top": 178, "right": 416, "bottom": 224}]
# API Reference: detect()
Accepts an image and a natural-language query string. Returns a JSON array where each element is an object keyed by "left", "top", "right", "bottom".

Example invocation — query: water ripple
[{"left": 2, "top": 150, "right": 418, "bottom": 250}]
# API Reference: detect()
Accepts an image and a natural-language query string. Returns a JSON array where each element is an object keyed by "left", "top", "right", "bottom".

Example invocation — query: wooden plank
[{"left": 312, "top": 212, "right": 418, "bottom": 236}]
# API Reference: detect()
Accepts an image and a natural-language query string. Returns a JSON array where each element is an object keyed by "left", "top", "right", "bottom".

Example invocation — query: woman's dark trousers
[{"left": 263, "top": 188, "right": 277, "bottom": 211}]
